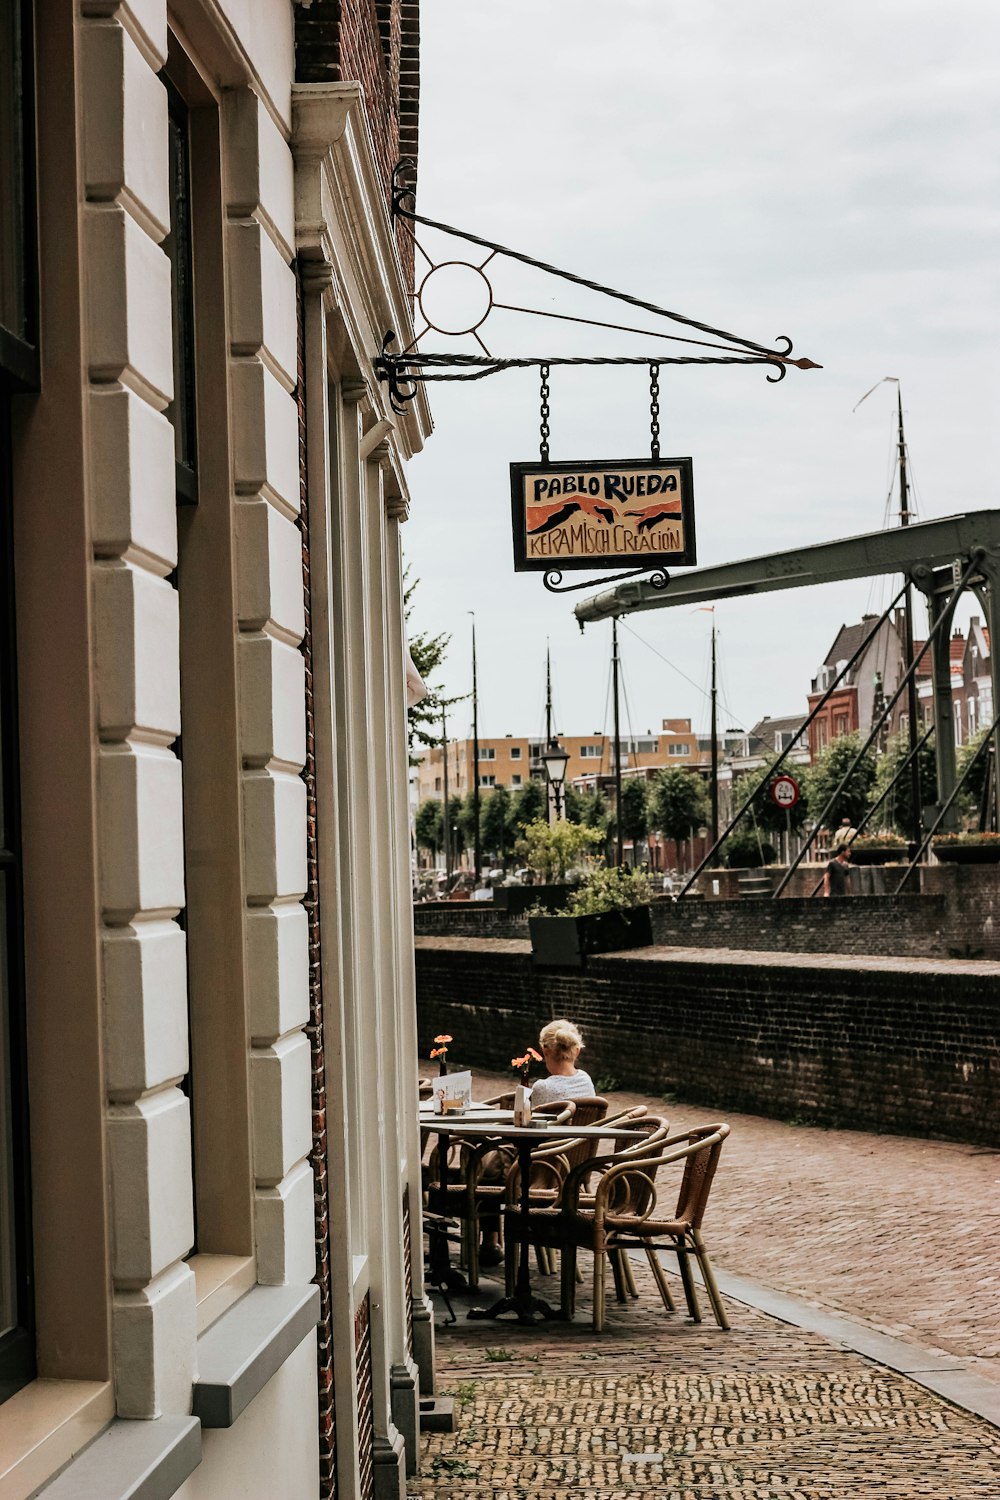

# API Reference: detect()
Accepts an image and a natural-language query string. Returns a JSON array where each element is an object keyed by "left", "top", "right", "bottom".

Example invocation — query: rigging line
[
  {"left": 392, "top": 195, "right": 812, "bottom": 363},
  {"left": 488, "top": 300, "right": 762, "bottom": 357},
  {"left": 621, "top": 620, "right": 747, "bottom": 734}
]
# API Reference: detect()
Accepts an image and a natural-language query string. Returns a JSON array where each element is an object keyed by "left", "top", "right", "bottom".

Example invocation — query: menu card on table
[{"left": 430, "top": 1069, "right": 472, "bottom": 1115}]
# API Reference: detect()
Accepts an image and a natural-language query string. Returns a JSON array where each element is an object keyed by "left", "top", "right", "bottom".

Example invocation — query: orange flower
[
  {"left": 526, "top": 1047, "right": 542, "bottom": 1062},
  {"left": 430, "top": 1047, "right": 445, "bottom": 1059},
  {"left": 511, "top": 1054, "right": 526, "bottom": 1069},
  {"left": 434, "top": 1034, "right": 453, "bottom": 1044}
]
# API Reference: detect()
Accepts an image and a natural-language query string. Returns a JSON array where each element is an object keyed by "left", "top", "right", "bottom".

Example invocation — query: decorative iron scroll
[{"left": 375, "top": 160, "right": 821, "bottom": 412}]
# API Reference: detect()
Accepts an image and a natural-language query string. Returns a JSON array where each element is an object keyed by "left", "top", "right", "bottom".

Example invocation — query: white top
[{"left": 529, "top": 1069, "right": 596, "bottom": 1107}]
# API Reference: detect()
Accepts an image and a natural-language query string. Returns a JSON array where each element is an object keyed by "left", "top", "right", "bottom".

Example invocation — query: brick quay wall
[
  {"left": 414, "top": 864, "right": 1000, "bottom": 960},
  {"left": 415, "top": 938, "right": 1000, "bottom": 1146}
]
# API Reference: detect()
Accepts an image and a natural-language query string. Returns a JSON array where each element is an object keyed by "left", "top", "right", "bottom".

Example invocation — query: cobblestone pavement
[
  {"left": 413, "top": 1260, "right": 1000, "bottom": 1498},
  {"left": 455, "top": 1064, "right": 1000, "bottom": 1381},
  {"left": 413, "top": 1063, "right": 1000, "bottom": 1495}
]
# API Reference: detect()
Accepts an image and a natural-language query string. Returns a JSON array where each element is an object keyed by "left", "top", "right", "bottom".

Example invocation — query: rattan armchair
[
  {"left": 510, "top": 1122, "right": 729, "bottom": 1332},
  {"left": 424, "top": 1100, "right": 575, "bottom": 1288}
]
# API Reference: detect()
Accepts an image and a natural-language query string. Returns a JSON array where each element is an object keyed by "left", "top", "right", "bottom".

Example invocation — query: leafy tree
[
  {"left": 480, "top": 785, "right": 513, "bottom": 864},
  {"left": 801, "top": 732, "right": 876, "bottom": 831},
  {"left": 414, "top": 797, "right": 443, "bottom": 855},
  {"left": 514, "top": 818, "right": 603, "bottom": 882},
  {"left": 872, "top": 730, "right": 938, "bottom": 836},
  {"left": 511, "top": 776, "right": 546, "bottom": 832},
  {"left": 733, "top": 753, "right": 809, "bottom": 837},
  {"left": 403, "top": 567, "right": 465, "bottom": 765},
  {"left": 575, "top": 786, "right": 612, "bottom": 836},
  {"left": 955, "top": 726, "right": 996, "bottom": 823},
  {"left": 618, "top": 777, "right": 649, "bottom": 844},
  {"left": 649, "top": 768, "right": 709, "bottom": 843},
  {"left": 444, "top": 794, "right": 466, "bottom": 860},
  {"left": 562, "top": 783, "right": 585, "bottom": 824},
  {"left": 721, "top": 825, "right": 776, "bottom": 869}
]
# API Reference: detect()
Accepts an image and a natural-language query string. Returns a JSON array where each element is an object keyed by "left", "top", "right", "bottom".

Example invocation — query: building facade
[{"left": 1, "top": 4, "right": 430, "bottom": 1499}]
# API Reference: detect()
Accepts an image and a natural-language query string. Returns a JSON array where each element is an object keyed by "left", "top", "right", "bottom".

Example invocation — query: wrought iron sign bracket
[
  {"left": 374, "top": 159, "right": 821, "bottom": 413},
  {"left": 542, "top": 565, "right": 670, "bottom": 596}
]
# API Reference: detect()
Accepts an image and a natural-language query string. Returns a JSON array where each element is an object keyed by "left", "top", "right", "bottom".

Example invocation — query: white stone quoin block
[
  {"left": 247, "top": 902, "right": 310, "bottom": 1043},
  {"left": 94, "top": 561, "right": 181, "bottom": 742},
  {"left": 255, "top": 1158, "right": 317, "bottom": 1286},
  {"left": 80, "top": 1, "right": 169, "bottom": 73},
  {"left": 227, "top": 219, "right": 298, "bottom": 389},
  {"left": 250, "top": 1030, "right": 313, "bottom": 1187},
  {"left": 103, "top": 920, "right": 189, "bottom": 1099},
  {"left": 85, "top": 206, "right": 173, "bottom": 408},
  {"left": 89, "top": 385, "right": 177, "bottom": 571},
  {"left": 112, "top": 1262, "right": 197, "bottom": 1419},
  {"left": 223, "top": 88, "right": 297, "bottom": 263},
  {"left": 107, "top": 1086, "right": 195, "bottom": 1286},
  {"left": 231, "top": 358, "right": 301, "bottom": 513},
  {"left": 81, "top": 22, "right": 170, "bottom": 240},
  {"left": 238, "top": 632, "right": 307, "bottom": 771},
  {"left": 242, "top": 769, "right": 308, "bottom": 902},
  {"left": 98, "top": 744, "right": 185, "bottom": 921},
  {"left": 235, "top": 499, "right": 306, "bottom": 643}
]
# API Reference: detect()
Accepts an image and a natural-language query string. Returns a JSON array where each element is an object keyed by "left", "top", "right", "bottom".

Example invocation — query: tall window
[
  {"left": 0, "top": 398, "right": 33, "bottom": 1404},
  {"left": 164, "top": 80, "right": 198, "bottom": 504},
  {"left": 0, "top": 0, "right": 36, "bottom": 1405}
]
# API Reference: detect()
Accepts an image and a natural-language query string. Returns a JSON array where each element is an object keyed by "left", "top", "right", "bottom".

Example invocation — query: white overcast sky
[{"left": 402, "top": 1, "right": 1000, "bottom": 744}]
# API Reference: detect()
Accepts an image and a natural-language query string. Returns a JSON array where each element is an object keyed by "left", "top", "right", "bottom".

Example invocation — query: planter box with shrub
[{"left": 528, "top": 905, "right": 654, "bottom": 968}]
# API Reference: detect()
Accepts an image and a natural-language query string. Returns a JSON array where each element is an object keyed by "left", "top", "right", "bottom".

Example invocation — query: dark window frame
[
  {"left": 0, "top": 0, "right": 39, "bottom": 394},
  {"left": 0, "top": 0, "right": 36, "bottom": 1405},
  {"left": 163, "top": 77, "right": 199, "bottom": 505},
  {"left": 0, "top": 394, "right": 35, "bottom": 1404}
]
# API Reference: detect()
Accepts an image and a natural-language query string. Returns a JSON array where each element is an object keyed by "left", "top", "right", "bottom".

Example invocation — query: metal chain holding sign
[
  {"left": 539, "top": 363, "right": 551, "bottom": 464},
  {"left": 649, "top": 362, "right": 660, "bottom": 461}
]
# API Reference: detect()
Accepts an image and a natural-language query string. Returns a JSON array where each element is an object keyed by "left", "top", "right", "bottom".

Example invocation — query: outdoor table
[{"left": 419, "top": 1118, "right": 643, "bottom": 1325}]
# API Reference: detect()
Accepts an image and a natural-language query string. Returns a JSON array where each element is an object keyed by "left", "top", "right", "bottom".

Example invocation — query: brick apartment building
[{"left": 2, "top": 4, "right": 430, "bottom": 1498}]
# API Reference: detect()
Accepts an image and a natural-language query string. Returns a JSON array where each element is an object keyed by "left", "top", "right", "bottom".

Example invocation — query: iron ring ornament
[{"left": 376, "top": 159, "right": 820, "bottom": 412}]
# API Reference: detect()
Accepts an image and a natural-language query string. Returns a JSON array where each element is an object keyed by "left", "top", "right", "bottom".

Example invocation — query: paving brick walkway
[{"left": 414, "top": 1063, "right": 1000, "bottom": 1496}]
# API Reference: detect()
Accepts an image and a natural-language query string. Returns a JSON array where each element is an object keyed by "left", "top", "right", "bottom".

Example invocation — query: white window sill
[
  {"left": 189, "top": 1253, "right": 256, "bottom": 1335},
  {"left": 0, "top": 1379, "right": 113, "bottom": 1500}
]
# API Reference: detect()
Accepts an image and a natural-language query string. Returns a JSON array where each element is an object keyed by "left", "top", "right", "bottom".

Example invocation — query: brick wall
[
  {"left": 415, "top": 939, "right": 1000, "bottom": 1146},
  {"left": 414, "top": 865, "right": 1000, "bottom": 960},
  {"left": 295, "top": 0, "right": 417, "bottom": 288}
]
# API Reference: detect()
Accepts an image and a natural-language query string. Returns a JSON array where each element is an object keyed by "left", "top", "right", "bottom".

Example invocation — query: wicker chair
[
  {"left": 503, "top": 1114, "right": 670, "bottom": 1300},
  {"left": 424, "top": 1100, "right": 575, "bottom": 1289},
  {"left": 511, "top": 1122, "right": 728, "bottom": 1332}
]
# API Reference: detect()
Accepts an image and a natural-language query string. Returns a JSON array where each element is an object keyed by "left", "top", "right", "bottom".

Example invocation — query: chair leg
[
  {"left": 676, "top": 1240, "right": 702, "bottom": 1323},
  {"left": 692, "top": 1229, "right": 730, "bottom": 1331},
  {"left": 464, "top": 1221, "right": 480, "bottom": 1290},
  {"left": 610, "top": 1249, "right": 627, "bottom": 1304},
  {"left": 593, "top": 1250, "right": 607, "bottom": 1332},
  {"left": 560, "top": 1244, "right": 577, "bottom": 1320},
  {"left": 621, "top": 1251, "right": 639, "bottom": 1299},
  {"left": 645, "top": 1247, "right": 676, "bottom": 1312},
  {"left": 504, "top": 1231, "right": 517, "bottom": 1298}
]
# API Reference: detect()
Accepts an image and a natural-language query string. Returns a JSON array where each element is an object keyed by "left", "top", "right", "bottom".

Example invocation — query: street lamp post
[{"left": 541, "top": 739, "right": 570, "bottom": 822}]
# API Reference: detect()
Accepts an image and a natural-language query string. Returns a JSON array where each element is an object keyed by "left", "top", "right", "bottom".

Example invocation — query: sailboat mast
[
  {"left": 710, "top": 624, "right": 719, "bottom": 847},
  {"left": 545, "top": 642, "right": 553, "bottom": 745},
  {"left": 470, "top": 614, "right": 481, "bottom": 882},
  {"left": 612, "top": 616, "right": 624, "bottom": 867},
  {"left": 897, "top": 389, "right": 922, "bottom": 852},
  {"left": 441, "top": 703, "right": 451, "bottom": 883}
]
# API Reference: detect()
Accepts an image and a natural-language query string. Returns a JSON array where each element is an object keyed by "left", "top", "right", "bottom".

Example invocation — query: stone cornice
[{"left": 291, "top": 84, "right": 432, "bottom": 465}]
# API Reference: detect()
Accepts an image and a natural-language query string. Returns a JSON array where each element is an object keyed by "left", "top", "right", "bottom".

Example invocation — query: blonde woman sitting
[{"left": 530, "top": 1019, "right": 595, "bottom": 1106}]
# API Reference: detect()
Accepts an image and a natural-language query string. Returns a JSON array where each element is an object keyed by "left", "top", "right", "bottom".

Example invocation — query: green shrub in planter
[
  {"left": 721, "top": 827, "right": 776, "bottom": 869},
  {"left": 565, "top": 865, "right": 652, "bottom": 916}
]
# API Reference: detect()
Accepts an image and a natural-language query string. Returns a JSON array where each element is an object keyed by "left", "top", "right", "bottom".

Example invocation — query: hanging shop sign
[{"left": 510, "top": 457, "right": 696, "bottom": 573}]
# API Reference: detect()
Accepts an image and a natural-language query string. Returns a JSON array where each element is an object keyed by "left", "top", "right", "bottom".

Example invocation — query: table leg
[{"left": 468, "top": 1139, "right": 556, "bottom": 1324}]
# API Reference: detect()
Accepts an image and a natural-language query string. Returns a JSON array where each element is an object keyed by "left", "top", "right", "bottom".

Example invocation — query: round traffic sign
[{"left": 770, "top": 774, "right": 800, "bottom": 809}]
